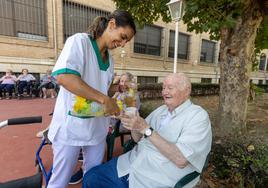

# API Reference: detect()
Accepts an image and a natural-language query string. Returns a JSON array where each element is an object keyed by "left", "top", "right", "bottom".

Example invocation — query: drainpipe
[{"left": 52, "top": 0, "right": 58, "bottom": 61}]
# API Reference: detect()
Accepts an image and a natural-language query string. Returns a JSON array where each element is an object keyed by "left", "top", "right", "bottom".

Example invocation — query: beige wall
[{"left": 0, "top": 0, "right": 266, "bottom": 84}]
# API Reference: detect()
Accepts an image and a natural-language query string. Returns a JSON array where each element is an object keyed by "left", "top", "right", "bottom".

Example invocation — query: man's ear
[{"left": 108, "top": 18, "right": 116, "bottom": 30}]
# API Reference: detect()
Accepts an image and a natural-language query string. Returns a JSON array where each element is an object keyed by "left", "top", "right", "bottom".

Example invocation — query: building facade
[{"left": 0, "top": 0, "right": 267, "bottom": 84}]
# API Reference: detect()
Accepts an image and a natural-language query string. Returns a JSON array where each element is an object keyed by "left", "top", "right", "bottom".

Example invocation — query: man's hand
[{"left": 120, "top": 114, "right": 149, "bottom": 134}]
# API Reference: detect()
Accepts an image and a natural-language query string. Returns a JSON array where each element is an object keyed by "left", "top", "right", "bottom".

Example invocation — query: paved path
[{"left": 0, "top": 98, "right": 123, "bottom": 188}]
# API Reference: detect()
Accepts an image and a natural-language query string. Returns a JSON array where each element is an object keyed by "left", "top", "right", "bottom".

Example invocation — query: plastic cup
[{"left": 124, "top": 107, "right": 137, "bottom": 116}]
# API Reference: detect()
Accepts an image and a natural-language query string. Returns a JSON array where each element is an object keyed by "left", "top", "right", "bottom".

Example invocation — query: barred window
[
  {"left": 137, "top": 76, "right": 158, "bottom": 84},
  {"left": 201, "top": 78, "right": 212, "bottom": 83},
  {"left": 134, "top": 25, "right": 162, "bottom": 56},
  {"left": 259, "top": 54, "right": 266, "bottom": 71},
  {"left": 63, "top": 0, "right": 110, "bottom": 41},
  {"left": 168, "top": 31, "right": 190, "bottom": 60},
  {"left": 0, "top": 0, "right": 47, "bottom": 40},
  {"left": 200, "top": 39, "right": 216, "bottom": 63}
]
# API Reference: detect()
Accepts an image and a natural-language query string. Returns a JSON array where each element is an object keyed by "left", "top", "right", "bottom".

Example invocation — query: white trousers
[{"left": 47, "top": 139, "right": 106, "bottom": 188}]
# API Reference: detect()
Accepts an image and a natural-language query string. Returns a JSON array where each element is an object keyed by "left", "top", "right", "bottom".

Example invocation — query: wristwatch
[{"left": 144, "top": 127, "right": 154, "bottom": 138}]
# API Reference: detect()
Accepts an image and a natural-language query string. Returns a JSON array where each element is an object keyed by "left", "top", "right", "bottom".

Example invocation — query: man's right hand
[{"left": 103, "top": 97, "right": 120, "bottom": 116}]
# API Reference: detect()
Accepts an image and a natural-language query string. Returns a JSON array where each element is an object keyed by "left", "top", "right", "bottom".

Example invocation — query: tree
[{"left": 112, "top": 0, "right": 268, "bottom": 136}]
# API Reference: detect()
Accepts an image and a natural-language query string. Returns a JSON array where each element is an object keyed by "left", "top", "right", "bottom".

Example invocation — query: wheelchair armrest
[
  {"left": 174, "top": 153, "right": 210, "bottom": 188},
  {"left": 123, "top": 139, "right": 137, "bottom": 153},
  {"left": 0, "top": 172, "right": 42, "bottom": 188},
  {"left": 174, "top": 171, "right": 200, "bottom": 188}
]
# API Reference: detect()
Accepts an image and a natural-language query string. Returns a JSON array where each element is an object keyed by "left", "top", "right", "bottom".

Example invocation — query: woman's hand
[
  {"left": 112, "top": 92, "right": 120, "bottom": 99},
  {"left": 103, "top": 97, "right": 120, "bottom": 116}
]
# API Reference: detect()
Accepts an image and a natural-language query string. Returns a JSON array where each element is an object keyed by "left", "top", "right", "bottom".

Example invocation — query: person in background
[
  {"left": 112, "top": 72, "right": 141, "bottom": 131},
  {"left": 39, "top": 69, "right": 58, "bottom": 99},
  {"left": 17, "top": 68, "right": 36, "bottom": 98},
  {"left": 0, "top": 69, "right": 17, "bottom": 99},
  {"left": 35, "top": 70, "right": 58, "bottom": 137},
  {"left": 83, "top": 73, "right": 212, "bottom": 188},
  {"left": 46, "top": 10, "right": 136, "bottom": 188}
]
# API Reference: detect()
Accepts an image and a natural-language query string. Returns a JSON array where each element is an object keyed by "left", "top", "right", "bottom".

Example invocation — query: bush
[
  {"left": 256, "top": 84, "right": 268, "bottom": 93},
  {"left": 211, "top": 139, "right": 268, "bottom": 187},
  {"left": 138, "top": 83, "right": 220, "bottom": 100},
  {"left": 139, "top": 99, "right": 163, "bottom": 118}
]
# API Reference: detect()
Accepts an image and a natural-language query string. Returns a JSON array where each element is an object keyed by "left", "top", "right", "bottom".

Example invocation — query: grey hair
[
  {"left": 121, "top": 72, "right": 134, "bottom": 82},
  {"left": 169, "top": 73, "right": 192, "bottom": 96}
]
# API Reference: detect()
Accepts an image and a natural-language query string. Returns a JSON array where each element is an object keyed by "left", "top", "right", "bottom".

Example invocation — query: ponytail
[
  {"left": 88, "top": 16, "right": 108, "bottom": 39},
  {"left": 88, "top": 10, "right": 136, "bottom": 39}
]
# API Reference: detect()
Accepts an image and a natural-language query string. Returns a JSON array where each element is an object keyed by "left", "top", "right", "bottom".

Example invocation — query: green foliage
[
  {"left": 138, "top": 83, "right": 219, "bottom": 100},
  {"left": 112, "top": 0, "right": 267, "bottom": 42},
  {"left": 183, "top": 0, "right": 243, "bottom": 40},
  {"left": 253, "top": 85, "right": 266, "bottom": 96},
  {"left": 138, "top": 83, "right": 162, "bottom": 90},
  {"left": 139, "top": 99, "right": 163, "bottom": 118},
  {"left": 111, "top": 0, "right": 171, "bottom": 26},
  {"left": 251, "top": 51, "right": 261, "bottom": 71},
  {"left": 212, "top": 140, "right": 268, "bottom": 187},
  {"left": 255, "top": 15, "right": 268, "bottom": 52}
]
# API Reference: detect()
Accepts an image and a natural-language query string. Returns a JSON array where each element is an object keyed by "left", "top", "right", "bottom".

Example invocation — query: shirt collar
[{"left": 160, "top": 99, "right": 192, "bottom": 118}]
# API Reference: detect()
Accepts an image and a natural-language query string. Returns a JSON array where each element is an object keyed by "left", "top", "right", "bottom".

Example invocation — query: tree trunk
[{"left": 217, "top": 0, "right": 263, "bottom": 136}]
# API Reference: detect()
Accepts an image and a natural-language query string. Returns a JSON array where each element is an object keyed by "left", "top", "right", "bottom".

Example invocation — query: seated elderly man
[{"left": 83, "top": 73, "right": 212, "bottom": 188}]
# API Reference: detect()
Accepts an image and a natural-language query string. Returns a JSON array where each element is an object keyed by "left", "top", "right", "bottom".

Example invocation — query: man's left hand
[{"left": 120, "top": 114, "right": 149, "bottom": 134}]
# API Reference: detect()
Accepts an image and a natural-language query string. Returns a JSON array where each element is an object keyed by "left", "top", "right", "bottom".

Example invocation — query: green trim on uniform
[
  {"left": 89, "top": 36, "right": 110, "bottom": 71},
  {"left": 68, "top": 111, "right": 94, "bottom": 119},
  {"left": 52, "top": 68, "right": 81, "bottom": 77}
]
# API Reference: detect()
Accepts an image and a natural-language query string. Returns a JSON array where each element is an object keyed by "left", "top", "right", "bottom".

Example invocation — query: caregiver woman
[{"left": 47, "top": 10, "right": 136, "bottom": 188}]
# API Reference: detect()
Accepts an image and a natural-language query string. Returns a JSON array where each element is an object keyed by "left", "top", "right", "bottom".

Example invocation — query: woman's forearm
[{"left": 57, "top": 74, "right": 108, "bottom": 104}]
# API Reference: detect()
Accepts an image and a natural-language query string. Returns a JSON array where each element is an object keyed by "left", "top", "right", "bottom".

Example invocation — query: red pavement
[{"left": 0, "top": 98, "right": 124, "bottom": 188}]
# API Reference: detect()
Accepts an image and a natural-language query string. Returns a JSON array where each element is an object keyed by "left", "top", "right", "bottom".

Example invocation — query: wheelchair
[{"left": 0, "top": 116, "right": 43, "bottom": 188}]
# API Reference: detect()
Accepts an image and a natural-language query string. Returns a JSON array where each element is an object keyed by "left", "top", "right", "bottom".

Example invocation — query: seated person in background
[
  {"left": 17, "top": 68, "right": 36, "bottom": 98},
  {"left": 83, "top": 73, "right": 212, "bottom": 188},
  {"left": 0, "top": 69, "right": 17, "bottom": 99},
  {"left": 39, "top": 69, "right": 57, "bottom": 98},
  {"left": 112, "top": 72, "right": 140, "bottom": 132}
]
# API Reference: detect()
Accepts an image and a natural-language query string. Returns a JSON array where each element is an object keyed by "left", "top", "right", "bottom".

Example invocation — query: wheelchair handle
[{"left": 0, "top": 116, "right": 42, "bottom": 129}]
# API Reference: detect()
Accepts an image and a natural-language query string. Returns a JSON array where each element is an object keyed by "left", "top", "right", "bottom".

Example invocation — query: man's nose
[{"left": 162, "top": 89, "right": 167, "bottom": 95}]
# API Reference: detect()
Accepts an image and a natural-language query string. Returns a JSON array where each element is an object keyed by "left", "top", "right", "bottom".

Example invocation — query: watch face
[{"left": 145, "top": 128, "right": 152, "bottom": 136}]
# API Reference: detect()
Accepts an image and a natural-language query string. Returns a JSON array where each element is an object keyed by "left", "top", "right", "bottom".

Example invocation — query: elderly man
[{"left": 83, "top": 73, "right": 212, "bottom": 188}]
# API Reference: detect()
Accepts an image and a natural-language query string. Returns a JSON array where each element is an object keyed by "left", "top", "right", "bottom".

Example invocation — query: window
[
  {"left": 258, "top": 80, "right": 263, "bottom": 85},
  {"left": 168, "top": 31, "right": 190, "bottom": 59},
  {"left": 259, "top": 54, "right": 266, "bottom": 71},
  {"left": 201, "top": 78, "right": 212, "bottom": 83},
  {"left": 134, "top": 25, "right": 162, "bottom": 56},
  {"left": 137, "top": 76, "right": 158, "bottom": 84},
  {"left": 0, "top": 0, "right": 47, "bottom": 40},
  {"left": 63, "top": 0, "right": 110, "bottom": 41},
  {"left": 200, "top": 40, "right": 216, "bottom": 63}
]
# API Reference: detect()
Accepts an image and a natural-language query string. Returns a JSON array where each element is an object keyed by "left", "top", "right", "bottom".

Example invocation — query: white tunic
[
  {"left": 117, "top": 99, "right": 212, "bottom": 187},
  {"left": 48, "top": 33, "right": 114, "bottom": 146}
]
